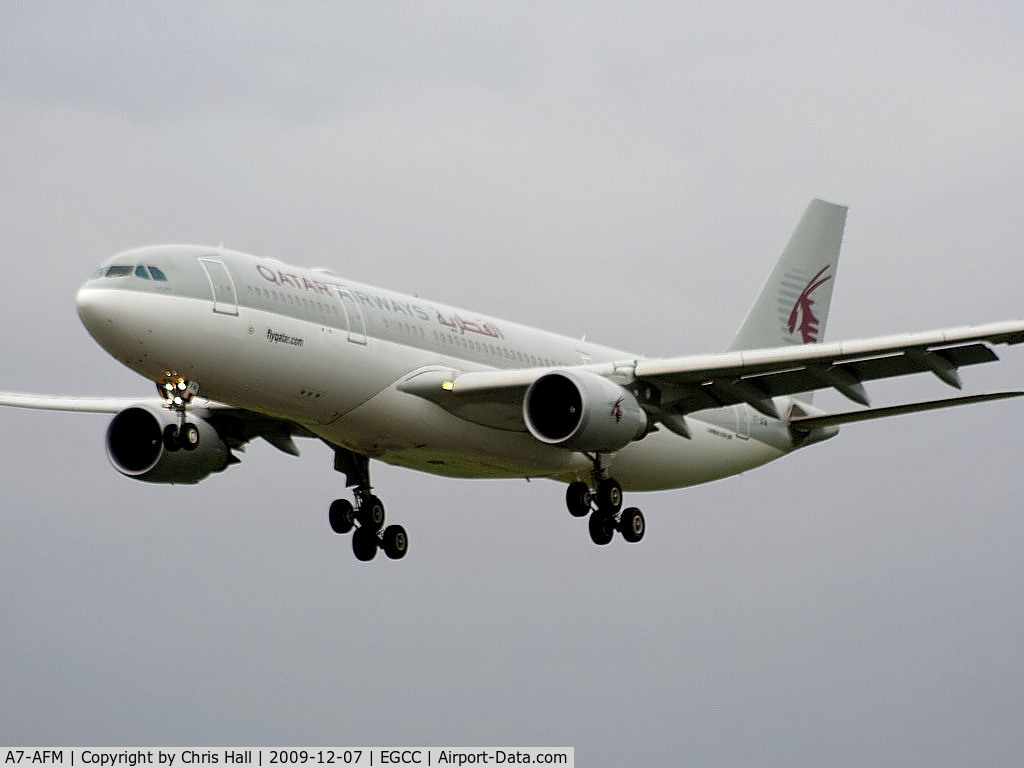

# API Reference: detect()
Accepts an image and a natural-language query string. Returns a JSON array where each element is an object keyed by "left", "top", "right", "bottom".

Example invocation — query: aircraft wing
[
  {"left": 633, "top": 320, "right": 1024, "bottom": 417},
  {"left": 400, "top": 320, "right": 1024, "bottom": 431},
  {"left": 0, "top": 393, "right": 150, "bottom": 413},
  {"left": 0, "top": 392, "right": 311, "bottom": 456}
]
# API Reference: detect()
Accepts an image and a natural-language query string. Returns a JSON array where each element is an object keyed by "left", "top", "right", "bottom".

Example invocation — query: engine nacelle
[
  {"left": 106, "top": 405, "right": 232, "bottom": 484},
  {"left": 523, "top": 370, "right": 648, "bottom": 452}
]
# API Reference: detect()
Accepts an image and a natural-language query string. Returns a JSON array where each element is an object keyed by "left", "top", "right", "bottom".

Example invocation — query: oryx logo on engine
[{"left": 611, "top": 396, "right": 624, "bottom": 423}]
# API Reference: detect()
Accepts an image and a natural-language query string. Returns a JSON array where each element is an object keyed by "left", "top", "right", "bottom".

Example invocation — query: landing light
[
  {"left": 157, "top": 372, "right": 199, "bottom": 408},
  {"left": 442, "top": 381, "right": 454, "bottom": 391}
]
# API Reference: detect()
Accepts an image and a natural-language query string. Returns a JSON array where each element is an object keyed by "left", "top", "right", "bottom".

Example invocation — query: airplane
[{"left": 2, "top": 199, "right": 1023, "bottom": 562}]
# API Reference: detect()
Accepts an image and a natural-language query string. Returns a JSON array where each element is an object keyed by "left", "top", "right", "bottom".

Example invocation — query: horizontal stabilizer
[{"left": 789, "top": 391, "right": 1024, "bottom": 432}]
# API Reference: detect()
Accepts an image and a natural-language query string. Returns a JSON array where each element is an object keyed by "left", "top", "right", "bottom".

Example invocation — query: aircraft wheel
[
  {"left": 381, "top": 525, "right": 409, "bottom": 560},
  {"left": 180, "top": 422, "right": 200, "bottom": 451},
  {"left": 352, "top": 527, "right": 378, "bottom": 561},
  {"left": 566, "top": 481, "right": 591, "bottom": 517},
  {"left": 596, "top": 478, "right": 623, "bottom": 515},
  {"left": 329, "top": 499, "right": 356, "bottom": 534},
  {"left": 588, "top": 510, "right": 615, "bottom": 546},
  {"left": 162, "top": 424, "right": 182, "bottom": 452},
  {"left": 357, "top": 495, "right": 386, "bottom": 531},
  {"left": 619, "top": 507, "right": 645, "bottom": 543}
]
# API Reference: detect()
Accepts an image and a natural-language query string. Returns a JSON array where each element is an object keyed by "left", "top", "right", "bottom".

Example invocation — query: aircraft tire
[
  {"left": 329, "top": 499, "right": 356, "bottom": 534},
  {"left": 566, "top": 481, "right": 591, "bottom": 517},
  {"left": 357, "top": 495, "right": 386, "bottom": 531},
  {"left": 588, "top": 510, "right": 615, "bottom": 546},
  {"left": 596, "top": 478, "right": 623, "bottom": 514},
  {"left": 619, "top": 507, "right": 645, "bottom": 543},
  {"left": 162, "top": 424, "right": 182, "bottom": 452},
  {"left": 352, "top": 527, "right": 378, "bottom": 561},
  {"left": 381, "top": 524, "right": 409, "bottom": 560},
  {"left": 180, "top": 422, "right": 200, "bottom": 451}
]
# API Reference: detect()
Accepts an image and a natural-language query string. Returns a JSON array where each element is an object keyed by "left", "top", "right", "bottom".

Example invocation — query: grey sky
[{"left": 2, "top": 3, "right": 1024, "bottom": 765}]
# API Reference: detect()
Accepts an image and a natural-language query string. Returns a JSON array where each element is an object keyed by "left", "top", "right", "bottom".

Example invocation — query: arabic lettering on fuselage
[
  {"left": 436, "top": 311, "right": 505, "bottom": 340},
  {"left": 254, "top": 264, "right": 504, "bottom": 339}
]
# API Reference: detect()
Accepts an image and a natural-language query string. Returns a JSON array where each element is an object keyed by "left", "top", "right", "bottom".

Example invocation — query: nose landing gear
[{"left": 157, "top": 372, "right": 201, "bottom": 452}]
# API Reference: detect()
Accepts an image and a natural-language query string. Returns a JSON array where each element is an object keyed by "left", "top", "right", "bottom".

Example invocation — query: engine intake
[
  {"left": 106, "top": 406, "right": 232, "bottom": 484},
  {"left": 523, "top": 370, "right": 647, "bottom": 452}
]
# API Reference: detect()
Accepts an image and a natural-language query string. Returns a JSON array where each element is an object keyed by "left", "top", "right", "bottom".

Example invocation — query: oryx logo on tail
[{"left": 787, "top": 266, "right": 832, "bottom": 343}]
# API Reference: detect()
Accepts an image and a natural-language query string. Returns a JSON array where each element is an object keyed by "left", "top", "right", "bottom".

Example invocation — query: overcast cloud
[{"left": 2, "top": 3, "right": 1024, "bottom": 765}]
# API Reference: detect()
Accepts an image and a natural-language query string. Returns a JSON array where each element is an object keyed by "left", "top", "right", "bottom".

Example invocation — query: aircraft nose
[{"left": 76, "top": 285, "right": 119, "bottom": 338}]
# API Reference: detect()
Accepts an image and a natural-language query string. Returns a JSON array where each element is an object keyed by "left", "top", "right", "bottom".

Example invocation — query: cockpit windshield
[
  {"left": 134, "top": 265, "right": 168, "bottom": 281},
  {"left": 96, "top": 264, "right": 169, "bottom": 281}
]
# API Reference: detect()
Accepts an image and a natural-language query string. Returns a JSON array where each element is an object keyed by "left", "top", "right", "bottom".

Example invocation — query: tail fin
[{"left": 727, "top": 199, "right": 848, "bottom": 352}]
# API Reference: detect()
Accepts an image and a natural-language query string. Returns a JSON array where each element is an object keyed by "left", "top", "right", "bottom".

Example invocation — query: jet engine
[
  {"left": 523, "top": 370, "right": 648, "bottom": 452},
  {"left": 106, "top": 405, "right": 233, "bottom": 484}
]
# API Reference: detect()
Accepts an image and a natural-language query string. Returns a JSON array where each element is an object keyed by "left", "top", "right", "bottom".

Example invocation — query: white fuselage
[{"left": 76, "top": 246, "right": 795, "bottom": 490}]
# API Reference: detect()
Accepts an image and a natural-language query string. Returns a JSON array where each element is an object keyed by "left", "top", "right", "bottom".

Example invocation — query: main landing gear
[
  {"left": 565, "top": 455, "right": 646, "bottom": 546},
  {"left": 157, "top": 372, "right": 201, "bottom": 452},
  {"left": 328, "top": 447, "right": 408, "bottom": 562}
]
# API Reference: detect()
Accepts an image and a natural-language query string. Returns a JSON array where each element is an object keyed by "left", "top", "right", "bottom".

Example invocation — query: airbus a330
[{"left": 4, "top": 200, "right": 1022, "bottom": 561}]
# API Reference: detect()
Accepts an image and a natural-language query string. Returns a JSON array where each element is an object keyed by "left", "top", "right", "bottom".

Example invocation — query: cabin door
[{"left": 198, "top": 258, "right": 239, "bottom": 316}]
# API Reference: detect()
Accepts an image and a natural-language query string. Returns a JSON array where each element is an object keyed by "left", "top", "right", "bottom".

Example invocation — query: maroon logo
[
  {"left": 787, "top": 266, "right": 832, "bottom": 343},
  {"left": 611, "top": 397, "right": 624, "bottom": 423}
]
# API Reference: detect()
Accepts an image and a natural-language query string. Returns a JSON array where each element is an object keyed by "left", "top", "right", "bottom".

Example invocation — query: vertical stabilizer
[{"left": 728, "top": 199, "right": 847, "bottom": 352}]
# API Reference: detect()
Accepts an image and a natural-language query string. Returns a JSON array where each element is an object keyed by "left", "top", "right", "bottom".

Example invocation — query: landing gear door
[{"left": 198, "top": 258, "right": 239, "bottom": 316}]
